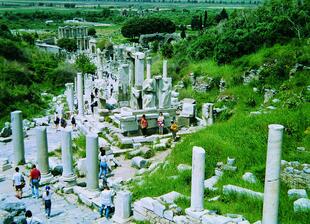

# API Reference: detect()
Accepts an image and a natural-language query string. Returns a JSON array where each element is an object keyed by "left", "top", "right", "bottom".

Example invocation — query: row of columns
[{"left": 186, "top": 124, "right": 284, "bottom": 224}]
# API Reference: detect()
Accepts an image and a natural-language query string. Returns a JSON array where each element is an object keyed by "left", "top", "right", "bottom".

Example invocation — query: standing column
[
  {"left": 112, "top": 191, "right": 132, "bottom": 223},
  {"left": 11, "top": 111, "right": 25, "bottom": 165},
  {"left": 186, "top": 146, "right": 205, "bottom": 214},
  {"left": 77, "top": 72, "right": 84, "bottom": 116},
  {"left": 146, "top": 57, "right": 152, "bottom": 80},
  {"left": 207, "top": 103, "right": 214, "bottom": 126},
  {"left": 60, "top": 130, "right": 76, "bottom": 186},
  {"left": 86, "top": 134, "right": 99, "bottom": 190},
  {"left": 36, "top": 127, "right": 53, "bottom": 184},
  {"left": 262, "top": 124, "right": 284, "bottom": 224},
  {"left": 163, "top": 60, "right": 168, "bottom": 78},
  {"left": 134, "top": 52, "right": 145, "bottom": 87},
  {"left": 65, "top": 83, "right": 74, "bottom": 112}
]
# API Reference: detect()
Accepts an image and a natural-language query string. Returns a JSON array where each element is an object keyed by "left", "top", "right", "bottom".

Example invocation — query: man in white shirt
[
  {"left": 99, "top": 186, "right": 113, "bottom": 219},
  {"left": 12, "top": 167, "right": 24, "bottom": 199}
]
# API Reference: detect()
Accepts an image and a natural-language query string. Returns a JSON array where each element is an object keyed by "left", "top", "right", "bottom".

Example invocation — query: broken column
[
  {"left": 112, "top": 191, "right": 132, "bottom": 223},
  {"left": 86, "top": 134, "right": 99, "bottom": 190},
  {"left": 36, "top": 127, "right": 53, "bottom": 184},
  {"left": 77, "top": 72, "right": 84, "bottom": 116},
  {"left": 65, "top": 83, "right": 74, "bottom": 112},
  {"left": 262, "top": 124, "right": 284, "bottom": 224},
  {"left": 11, "top": 111, "right": 25, "bottom": 165},
  {"left": 146, "top": 57, "right": 152, "bottom": 80},
  {"left": 60, "top": 130, "right": 76, "bottom": 185},
  {"left": 163, "top": 60, "right": 168, "bottom": 79},
  {"left": 202, "top": 103, "right": 214, "bottom": 126},
  {"left": 186, "top": 146, "right": 206, "bottom": 216},
  {"left": 134, "top": 52, "right": 145, "bottom": 87}
]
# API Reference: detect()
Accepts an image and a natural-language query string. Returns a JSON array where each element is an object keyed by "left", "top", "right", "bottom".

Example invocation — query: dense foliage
[
  {"left": 121, "top": 17, "right": 176, "bottom": 38},
  {"left": 57, "top": 38, "right": 77, "bottom": 52},
  {"left": 75, "top": 54, "right": 96, "bottom": 74},
  {"left": 175, "top": 0, "right": 310, "bottom": 64},
  {"left": 0, "top": 24, "right": 76, "bottom": 125}
]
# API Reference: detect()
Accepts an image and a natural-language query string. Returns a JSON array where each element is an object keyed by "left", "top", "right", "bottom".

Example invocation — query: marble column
[
  {"left": 262, "top": 124, "right": 284, "bottom": 224},
  {"left": 163, "top": 60, "right": 168, "bottom": 78},
  {"left": 146, "top": 57, "right": 152, "bottom": 80},
  {"left": 77, "top": 72, "right": 84, "bottom": 116},
  {"left": 86, "top": 134, "right": 99, "bottom": 190},
  {"left": 36, "top": 127, "right": 53, "bottom": 184},
  {"left": 11, "top": 111, "right": 25, "bottom": 165},
  {"left": 74, "top": 76, "right": 77, "bottom": 94},
  {"left": 134, "top": 52, "right": 145, "bottom": 87},
  {"left": 65, "top": 83, "right": 74, "bottom": 112},
  {"left": 60, "top": 130, "right": 76, "bottom": 185},
  {"left": 112, "top": 191, "right": 132, "bottom": 223},
  {"left": 186, "top": 146, "right": 205, "bottom": 215}
]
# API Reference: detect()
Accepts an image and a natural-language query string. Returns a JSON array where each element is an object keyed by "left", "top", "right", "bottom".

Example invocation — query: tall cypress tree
[{"left": 203, "top": 10, "right": 208, "bottom": 28}]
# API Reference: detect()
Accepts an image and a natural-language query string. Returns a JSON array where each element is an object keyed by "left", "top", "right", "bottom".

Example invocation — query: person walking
[
  {"left": 29, "top": 165, "right": 41, "bottom": 199},
  {"left": 12, "top": 167, "right": 25, "bottom": 199},
  {"left": 60, "top": 117, "right": 67, "bottom": 129},
  {"left": 98, "top": 147, "right": 108, "bottom": 179},
  {"left": 54, "top": 112, "right": 60, "bottom": 131},
  {"left": 99, "top": 186, "right": 113, "bottom": 219},
  {"left": 71, "top": 114, "right": 76, "bottom": 129},
  {"left": 140, "top": 114, "right": 148, "bottom": 137},
  {"left": 42, "top": 186, "right": 52, "bottom": 218},
  {"left": 170, "top": 120, "right": 179, "bottom": 142},
  {"left": 157, "top": 112, "right": 165, "bottom": 135}
]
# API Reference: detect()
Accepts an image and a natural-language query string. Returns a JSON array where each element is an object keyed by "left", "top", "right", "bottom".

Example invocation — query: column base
[
  {"left": 0, "top": 164, "right": 12, "bottom": 172},
  {"left": 40, "top": 173, "right": 54, "bottom": 185},
  {"left": 112, "top": 216, "right": 131, "bottom": 224},
  {"left": 59, "top": 174, "right": 77, "bottom": 187},
  {"left": 185, "top": 208, "right": 207, "bottom": 220}
]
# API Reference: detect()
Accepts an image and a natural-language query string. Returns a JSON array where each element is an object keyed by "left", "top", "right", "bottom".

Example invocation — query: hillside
[{"left": 130, "top": 42, "right": 310, "bottom": 223}]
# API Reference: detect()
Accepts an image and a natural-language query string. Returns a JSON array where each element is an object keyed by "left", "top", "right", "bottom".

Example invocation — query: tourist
[
  {"left": 98, "top": 147, "right": 108, "bottom": 179},
  {"left": 91, "top": 92, "right": 95, "bottom": 103},
  {"left": 25, "top": 210, "right": 33, "bottom": 224},
  {"left": 29, "top": 164, "right": 41, "bottom": 199},
  {"left": 99, "top": 186, "right": 113, "bottom": 219},
  {"left": 91, "top": 101, "right": 98, "bottom": 114},
  {"left": 140, "top": 114, "right": 148, "bottom": 137},
  {"left": 94, "top": 88, "right": 99, "bottom": 97},
  {"left": 42, "top": 186, "right": 52, "bottom": 218},
  {"left": 157, "top": 112, "right": 165, "bottom": 135},
  {"left": 170, "top": 120, "right": 178, "bottom": 142},
  {"left": 85, "top": 100, "right": 90, "bottom": 114},
  {"left": 60, "top": 117, "right": 67, "bottom": 129},
  {"left": 54, "top": 112, "right": 60, "bottom": 131},
  {"left": 71, "top": 114, "right": 76, "bottom": 129},
  {"left": 12, "top": 167, "right": 25, "bottom": 199}
]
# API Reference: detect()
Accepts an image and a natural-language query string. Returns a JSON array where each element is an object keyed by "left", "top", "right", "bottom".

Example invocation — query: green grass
[{"left": 73, "top": 134, "right": 86, "bottom": 159}]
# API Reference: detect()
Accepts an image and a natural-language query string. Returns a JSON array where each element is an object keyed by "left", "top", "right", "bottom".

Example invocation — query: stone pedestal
[
  {"left": 262, "top": 124, "right": 284, "bottom": 224},
  {"left": 186, "top": 146, "right": 206, "bottom": 216},
  {"left": 11, "top": 111, "right": 25, "bottom": 165},
  {"left": 86, "top": 134, "right": 99, "bottom": 190},
  {"left": 77, "top": 72, "right": 84, "bottom": 116},
  {"left": 36, "top": 127, "right": 53, "bottom": 184},
  {"left": 65, "top": 83, "right": 74, "bottom": 112},
  {"left": 60, "top": 130, "right": 76, "bottom": 186},
  {"left": 0, "top": 158, "right": 11, "bottom": 172},
  {"left": 112, "top": 191, "right": 132, "bottom": 223}
]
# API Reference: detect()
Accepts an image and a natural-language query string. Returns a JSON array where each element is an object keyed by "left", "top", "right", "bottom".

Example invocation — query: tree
[
  {"left": 57, "top": 38, "right": 77, "bottom": 52},
  {"left": 191, "top": 16, "right": 200, "bottom": 30},
  {"left": 203, "top": 10, "right": 208, "bottom": 28},
  {"left": 88, "top": 27, "right": 96, "bottom": 36},
  {"left": 216, "top": 8, "right": 229, "bottom": 23},
  {"left": 161, "top": 43, "right": 174, "bottom": 59},
  {"left": 199, "top": 15, "right": 203, "bottom": 30},
  {"left": 121, "top": 17, "right": 176, "bottom": 39},
  {"left": 75, "top": 54, "right": 96, "bottom": 74}
]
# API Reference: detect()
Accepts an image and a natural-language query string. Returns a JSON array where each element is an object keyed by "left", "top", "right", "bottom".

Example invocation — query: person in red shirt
[
  {"left": 140, "top": 114, "right": 148, "bottom": 137},
  {"left": 29, "top": 164, "right": 41, "bottom": 199}
]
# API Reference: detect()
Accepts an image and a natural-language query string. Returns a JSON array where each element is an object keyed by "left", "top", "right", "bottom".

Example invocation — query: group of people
[
  {"left": 54, "top": 112, "right": 76, "bottom": 131},
  {"left": 12, "top": 165, "right": 53, "bottom": 219},
  {"left": 139, "top": 112, "right": 179, "bottom": 141}
]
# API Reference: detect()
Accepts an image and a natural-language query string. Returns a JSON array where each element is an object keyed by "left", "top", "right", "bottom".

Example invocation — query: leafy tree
[
  {"left": 21, "top": 33, "right": 35, "bottom": 45},
  {"left": 88, "top": 27, "right": 96, "bottom": 36},
  {"left": 101, "top": 8, "right": 111, "bottom": 17},
  {"left": 121, "top": 17, "right": 176, "bottom": 39},
  {"left": 216, "top": 8, "right": 229, "bottom": 23},
  {"left": 57, "top": 38, "right": 77, "bottom": 52},
  {"left": 75, "top": 54, "right": 96, "bottom": 74},
  {"left": 161, "top": 43, "right": 174, "bottom": 59},
  {"left": 203, "top": 10, "right": 208, "bottom": 28}
]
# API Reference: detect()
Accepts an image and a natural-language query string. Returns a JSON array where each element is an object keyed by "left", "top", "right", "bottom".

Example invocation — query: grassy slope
[{"left": 131, "top": 43, "right": 310, "bottom": 223}]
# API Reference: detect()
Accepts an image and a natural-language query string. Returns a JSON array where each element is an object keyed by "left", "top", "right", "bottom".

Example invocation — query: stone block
[
  {"left": 63, "top": 187, "right": 74, "bottom": 194},
  {"left": 177, "top": 164, "right": 191, "bottom": 172},
  {"left": 159, "top": 191, "right": 183, "bottom": 204},
  {"left": 140, "top": 197, "right": 156, "bottom": 211},
  {"left": 163, "top": 210, "right": 174, "bottom": 221},
  {"left": 242, "top": 172, "right": 257, "bottom": 184},
  {"left": 76, "top": 158, "right": 87, "bottom": 177},
  {"left": 223, "top": 185, "right": 263, "bottom": 200},
  {"left": 288, "top": 189, "right": 308, "bottom": 199},
  {"left": 78, "top": 193, "right": 93, "bottom": 207},
  {"left": 173, "top": 215, "right": 189, "bottom": 224},
  {"left": 131, "top": 157, "right": 148, "bottom": 169},
  {"left": 0, "top": 174, "right": 5, "bottom": 182},
  {"left": 201, "top": 214, "right": 242, "bottom": 224},
  {"left": 133, "top": 210, "right": 146, "bottom": 222},
  {"left": 152, "top": 200, "right": 166, "bottom": 217},
  {"left": 294, "top": 198, "right": 310, "bottom": 212},
  {"left": 204, "top": 176, "right": 220, "bottom": 190}
]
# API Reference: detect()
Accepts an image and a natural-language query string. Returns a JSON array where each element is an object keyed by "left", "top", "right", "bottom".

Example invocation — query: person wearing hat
[{"left": 42, "top": 186, "right": 52, "bottom": 218}]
